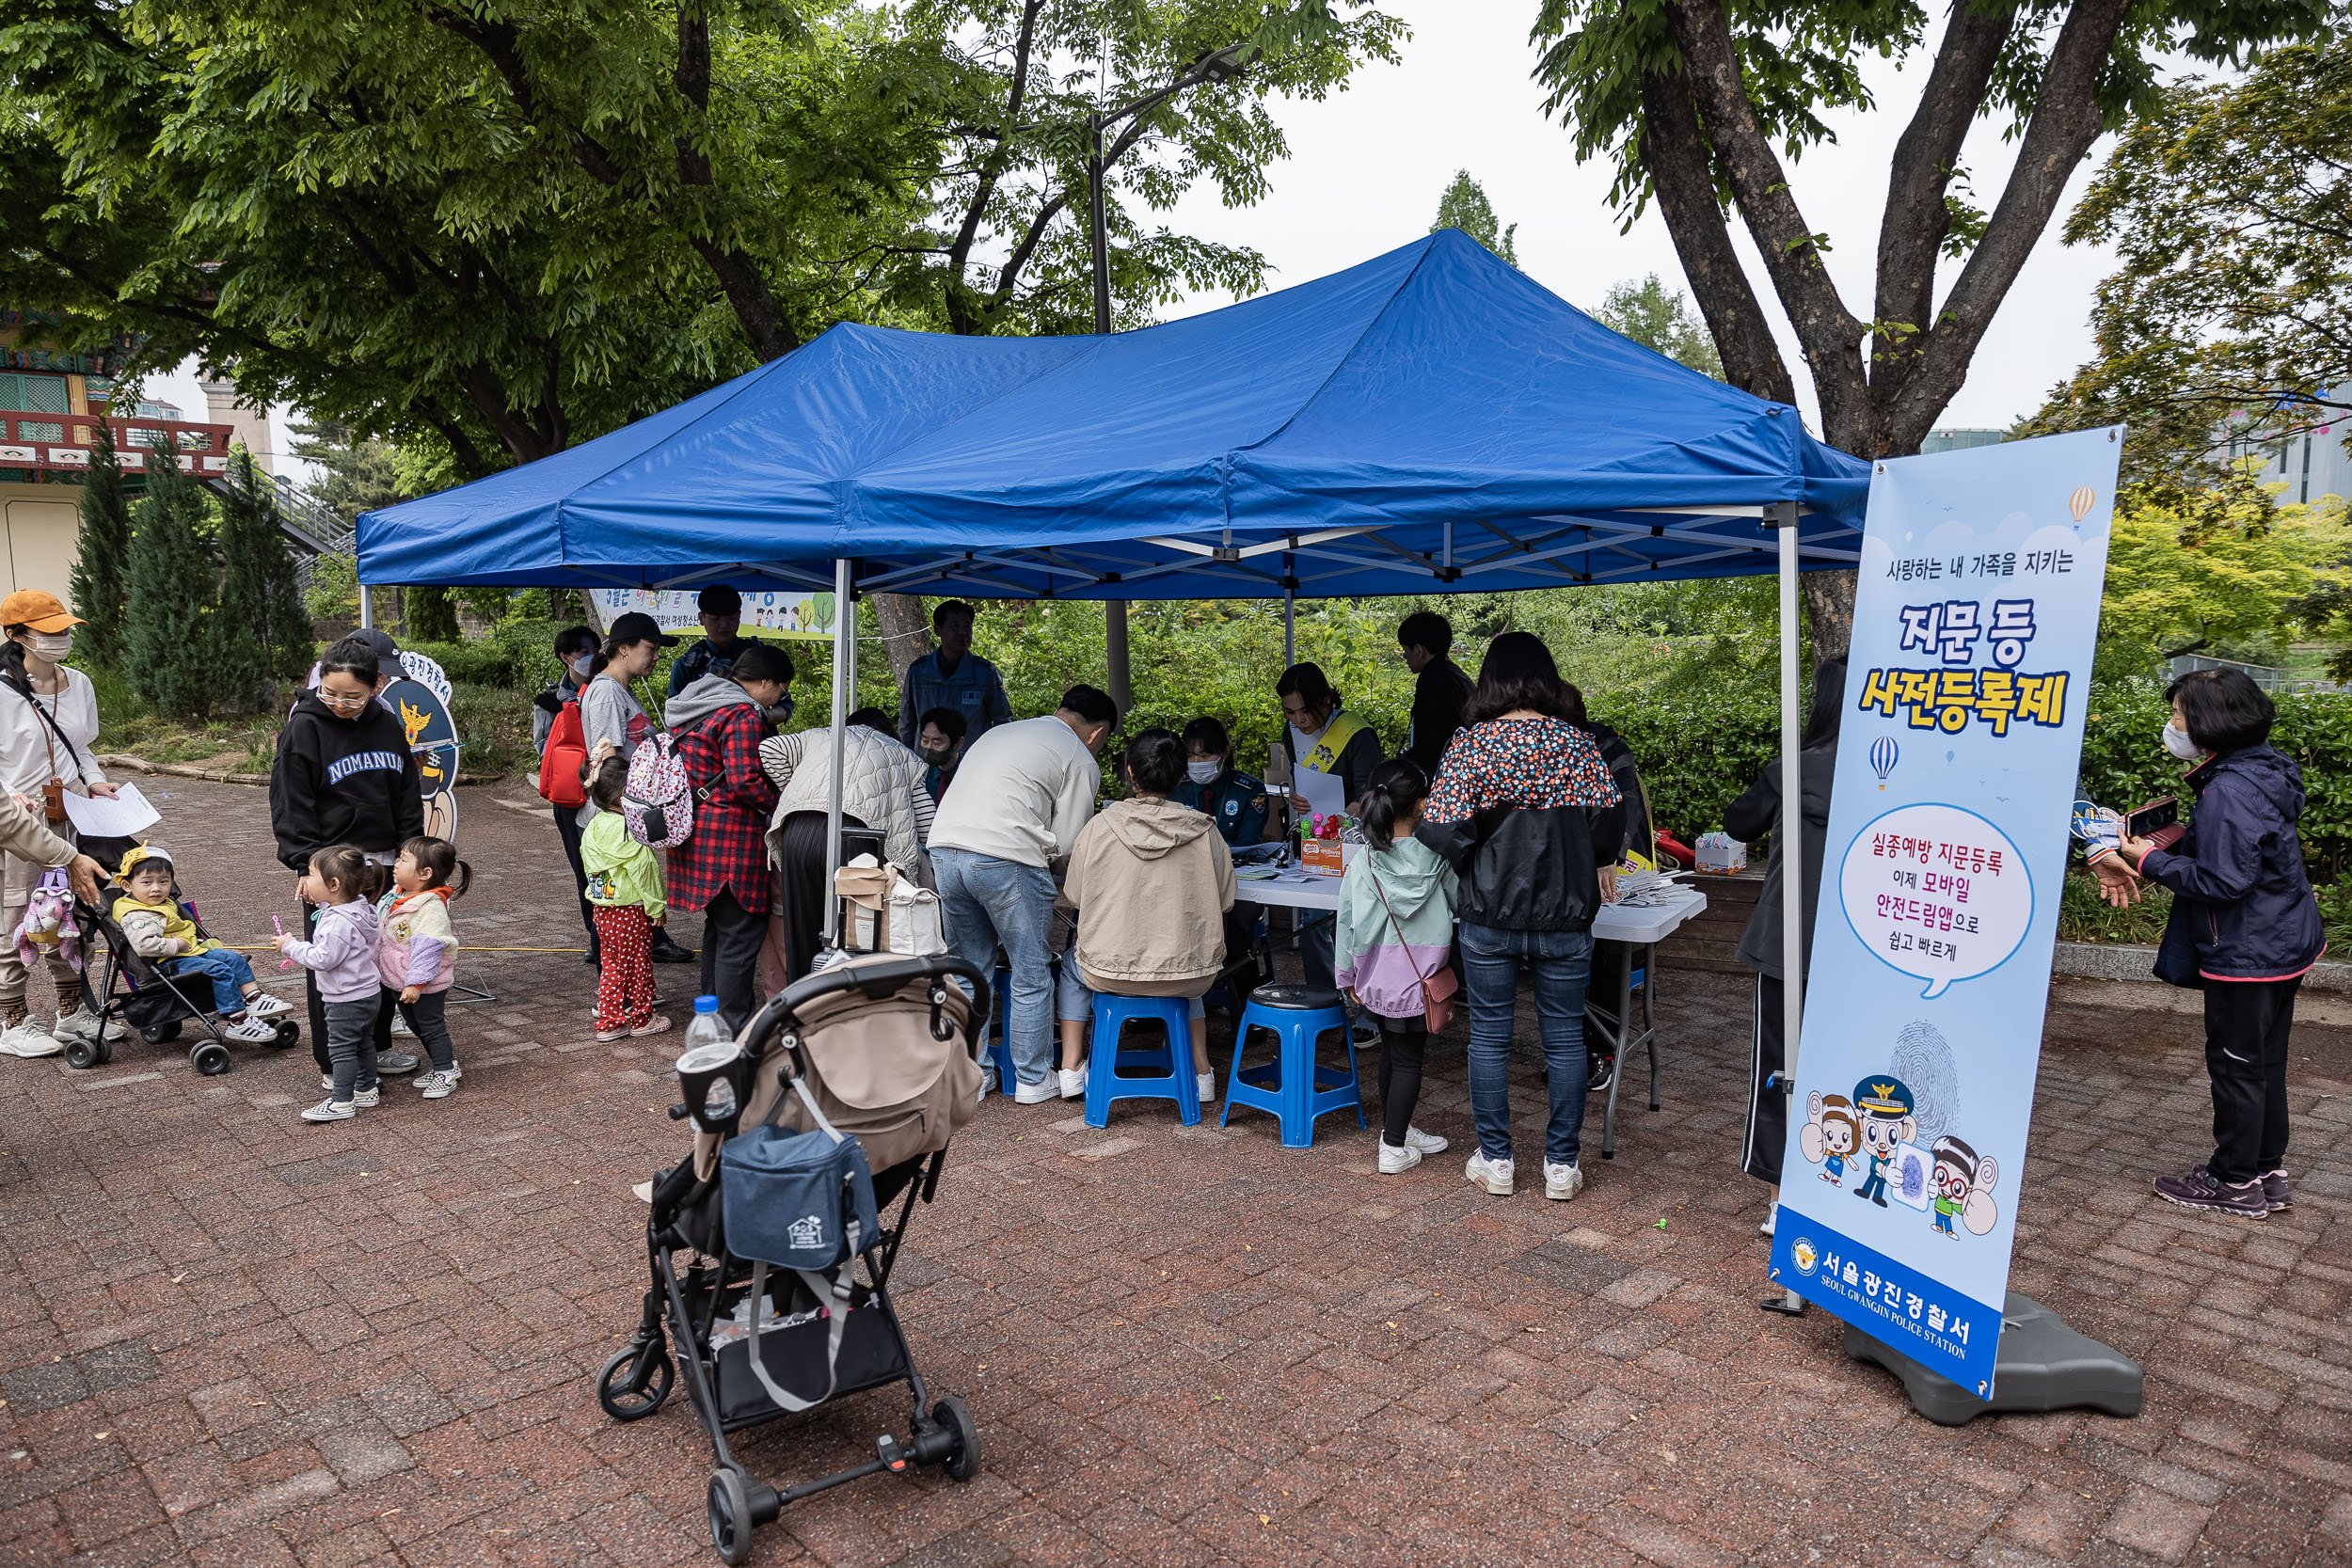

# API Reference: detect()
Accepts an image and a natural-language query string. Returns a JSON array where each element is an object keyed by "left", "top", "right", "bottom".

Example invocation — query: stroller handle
[{"left": 736, "top": 954, "right": 993, "bottom": 1064}]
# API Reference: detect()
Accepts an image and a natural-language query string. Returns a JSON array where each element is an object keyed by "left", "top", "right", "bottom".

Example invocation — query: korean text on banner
[
  {"left": 1769, "top": 428, "right": 2122, "bottom": 1399},
  {"left": 592, "top": 588, "right": 838, "bottom": 641}
]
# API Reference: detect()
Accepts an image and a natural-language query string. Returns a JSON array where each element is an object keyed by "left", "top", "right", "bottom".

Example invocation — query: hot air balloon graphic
[
  {"left": 1869, "top": 736, "right": 1899, "bottom": 790},
  {"left": 2069, "top": 485, "right": 2095, "bottom": 522}
]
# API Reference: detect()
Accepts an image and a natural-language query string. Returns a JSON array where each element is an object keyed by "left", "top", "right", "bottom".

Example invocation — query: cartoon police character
[
  {"left": 1930, "top": 1135, "right": 1999, "bottom": 1237},
  {"left": 1798, "top": 1093, "right": 1862, "bottom": 1186},
  {"left": 1851, "top": 1077, "right": 1916, "bottom": 1209}
]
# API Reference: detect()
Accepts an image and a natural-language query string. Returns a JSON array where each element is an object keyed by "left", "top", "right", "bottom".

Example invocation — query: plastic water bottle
[{"left": 682, "top": 996, "right": 736, "bottom": 1123}]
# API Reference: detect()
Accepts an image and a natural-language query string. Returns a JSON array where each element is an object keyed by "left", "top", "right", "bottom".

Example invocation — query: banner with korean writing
[
  {"left": 1769, "top": 427, "right": 2121, "bottom": 1398},
  {"left": 590, "top": 587, "right": 838, "bottom": 640}
]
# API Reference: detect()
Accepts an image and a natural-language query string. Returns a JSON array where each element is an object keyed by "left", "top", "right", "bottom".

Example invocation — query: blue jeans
[
  {"left": 1459, "top": 922, "right": 1595, "bottom": 1167},
  {"left": 933, "top": 848, "right": 1059, "bottom": 1086},
  {"left": 171, "top": 947, "right": 259, "bottom": 1015}
]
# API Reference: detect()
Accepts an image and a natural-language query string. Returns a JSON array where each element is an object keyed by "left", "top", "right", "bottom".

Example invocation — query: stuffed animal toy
[{"left": 12, "top": 868, "right": 84, "bottom": 974}]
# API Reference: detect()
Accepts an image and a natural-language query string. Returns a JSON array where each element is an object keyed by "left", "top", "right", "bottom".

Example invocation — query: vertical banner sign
[{"left": 1770, "top": 428, "right": 2122, "bottom": 1397}]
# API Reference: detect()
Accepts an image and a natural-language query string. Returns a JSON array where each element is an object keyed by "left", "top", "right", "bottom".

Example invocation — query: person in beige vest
[
  {"left": 0, "top": 790, "right": 106, "bottom": 1057},
  {"left": 1057, "top": 727, "right": 1236, "bottom": 1103}
]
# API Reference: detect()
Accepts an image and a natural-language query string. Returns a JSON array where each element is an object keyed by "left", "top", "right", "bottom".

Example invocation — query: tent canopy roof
[{"left": 358, "top": 230, "right": 1868, "bottom": 601}]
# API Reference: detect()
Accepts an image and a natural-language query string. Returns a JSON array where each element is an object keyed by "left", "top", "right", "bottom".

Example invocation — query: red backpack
[{"left": 538, "top": 697, "right": 588, "bottom": 808}]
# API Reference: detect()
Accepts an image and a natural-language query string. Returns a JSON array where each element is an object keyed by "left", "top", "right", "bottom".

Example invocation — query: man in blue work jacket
[
  {"left": 1171, "top": 717, "right": 1270, "bottom": 846},
  {"left": 897, "top": 600, "right": 1012, "bottom": 752}
]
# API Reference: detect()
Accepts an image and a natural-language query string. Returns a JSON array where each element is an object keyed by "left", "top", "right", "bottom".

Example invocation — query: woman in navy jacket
[{"left": 2106, "top": 668, "right": 2324, "bottom": 1221}]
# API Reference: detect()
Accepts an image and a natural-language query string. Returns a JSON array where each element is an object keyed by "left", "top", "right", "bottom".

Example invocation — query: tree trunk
[
  {"left": 1803, "top": 571, "right": 1856, "bottom": 660},
  {"left": 1105, "top": 601, "right": 1132, "bottom": 714},
  {"left": 870, "top": 593, "right": 931, "bottom": 687}
]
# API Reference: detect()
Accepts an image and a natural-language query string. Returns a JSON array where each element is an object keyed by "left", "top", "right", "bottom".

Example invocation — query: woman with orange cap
[{"left": 0, "top": 590, "right": 119, "bottom": 1056}]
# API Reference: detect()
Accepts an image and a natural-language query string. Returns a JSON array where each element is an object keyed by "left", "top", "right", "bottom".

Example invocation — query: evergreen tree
[
  {"left": 405, "top": 585, "right": 460, "bottom": 642},
  {"left": 1431, "top": 171, "right": 1518, "bottom": 267},
  {"left": 215, "top": 451, "right": 315, "bottom": 701},
  {"left": 67, "top": 420, "right": 132, "bottom": 669},
  {"left": 124, "top": 439, "right": 220, "bottom": 720}
]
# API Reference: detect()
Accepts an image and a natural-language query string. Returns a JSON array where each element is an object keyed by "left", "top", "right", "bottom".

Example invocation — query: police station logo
[{"left": 1789, "top": 1236, "right": 1820, "bottom": 1276}]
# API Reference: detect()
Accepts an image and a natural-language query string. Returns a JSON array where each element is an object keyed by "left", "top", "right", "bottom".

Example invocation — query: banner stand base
[{"left": 1844, "top": 1292, "right": 2143, "bottom": 1427}]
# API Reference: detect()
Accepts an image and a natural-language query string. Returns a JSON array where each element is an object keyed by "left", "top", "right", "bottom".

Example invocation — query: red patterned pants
[{"left": 595, "top": 906, "right": 657, "bottom": 1031}]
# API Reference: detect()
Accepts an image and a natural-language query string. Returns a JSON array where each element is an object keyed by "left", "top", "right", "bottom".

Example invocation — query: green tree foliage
[
  {"left": 290, "top": 424, "right": 399, "bottom": 528},
  {"left": 67, "top": 420, "right": 132, "bottom": 669},
  {"left": 123, "top": 442, "right": 219, "bottom": 720},
  {"left": 1429, "top": 171, "right": 1518, "bottom": 266},
  {"left": 405, "top": 587, "right": 461, "bottom": 643},
  {"left": 1593, "top": 274, "right": 1723, "bottom": 379},
  {"left": 215, "top": 452, "right": 319, "bottom": 693},
  {"left": 1530, "top": 0, "right": 2334, "bottom": 658},
  {"left": 2030, "top": 41, "right": 2352, "bottom": 486},
  {"left": 2095, "top": 469, "right": 2349, "bottom": 680}
]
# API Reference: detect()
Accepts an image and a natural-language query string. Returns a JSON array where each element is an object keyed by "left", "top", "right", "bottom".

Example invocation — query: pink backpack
[{"left": 623, "top": 728, "right": 700, "bottom": 848}]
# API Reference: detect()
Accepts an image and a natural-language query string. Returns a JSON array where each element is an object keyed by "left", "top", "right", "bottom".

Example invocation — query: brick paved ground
[{"left": 0, "top": 778, "right": 2347, "bottom": 1568}]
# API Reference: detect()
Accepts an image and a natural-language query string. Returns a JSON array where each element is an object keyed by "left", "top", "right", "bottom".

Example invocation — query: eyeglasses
[{"left": 318, "top": 688, "right": 372, "bottom": 711}]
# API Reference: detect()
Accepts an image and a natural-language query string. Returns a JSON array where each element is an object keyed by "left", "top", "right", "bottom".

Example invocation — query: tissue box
[
  {"left": 1299, "top": 839, "right": 1359, "bottom": 876},
  {"left": 1695, "top": 838, "right": 1747, "bottom": 874}
]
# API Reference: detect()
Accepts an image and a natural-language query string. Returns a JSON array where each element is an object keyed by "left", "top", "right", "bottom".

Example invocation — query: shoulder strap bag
[{"left": 1366, "top": 866, "right": 1458, "bottom": 1033}]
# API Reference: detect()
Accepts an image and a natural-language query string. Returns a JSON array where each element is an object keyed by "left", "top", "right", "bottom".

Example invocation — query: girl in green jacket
[{"left": 582, "top": 752, "right": 671, "bottom": 1041}]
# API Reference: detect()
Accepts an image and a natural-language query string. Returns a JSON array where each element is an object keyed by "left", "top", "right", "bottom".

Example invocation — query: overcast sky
[{"left": 145, "top": 0, "right": 2130, "bottom": 484}]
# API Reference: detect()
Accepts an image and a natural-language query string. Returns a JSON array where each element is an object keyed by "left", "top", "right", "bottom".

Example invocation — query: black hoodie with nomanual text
[{"left": 269, "top": 690, "right": 424, "bottom": 870}]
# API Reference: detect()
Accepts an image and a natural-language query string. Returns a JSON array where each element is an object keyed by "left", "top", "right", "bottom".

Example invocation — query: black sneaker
[
  {"left": 2192, "top": 1163, "right": 2293, "bottom": 1213},
  {"left": 1587, "top": 1054, "right": 1617, "bottom": 1094},
  {"left": 2153, "top": 1166, "right": 2267, "bottom": 1221},
  {"left": 648, "top": 932, "right": 696, "bottom": 964}
]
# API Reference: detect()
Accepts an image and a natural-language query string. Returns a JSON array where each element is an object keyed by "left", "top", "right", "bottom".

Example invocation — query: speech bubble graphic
[{"left": 1840, "top": 802, "right": 2033, "bottom": 998}]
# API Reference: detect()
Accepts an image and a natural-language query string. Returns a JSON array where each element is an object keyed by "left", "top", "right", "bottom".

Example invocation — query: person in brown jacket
[
  {"left": 0, "top": 794, "right": 107, "bottom": 1056},
  {"left": 1057, "top": 728, "right": 1237, "bottom": 1103}
]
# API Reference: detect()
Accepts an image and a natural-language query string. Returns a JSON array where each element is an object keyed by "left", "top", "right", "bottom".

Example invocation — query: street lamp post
[{"left": 1088, "top": 42, "right": 1249, "bottom": 715}]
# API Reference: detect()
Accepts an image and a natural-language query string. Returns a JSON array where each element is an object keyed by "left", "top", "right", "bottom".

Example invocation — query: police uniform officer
[{"left": 1174, "top": 763, "right": 1270, "bottom": 847}]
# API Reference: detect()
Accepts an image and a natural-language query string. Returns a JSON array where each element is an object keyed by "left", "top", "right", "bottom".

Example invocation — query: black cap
[
  {"left": 608, "top": 610, "right": 679, "bottom": 647},
  {"left": 697, "top": 585, "right": 742, "bottom": 615},
  {"left": 355, "top": 627, "right": 401, "bottom": 666}
]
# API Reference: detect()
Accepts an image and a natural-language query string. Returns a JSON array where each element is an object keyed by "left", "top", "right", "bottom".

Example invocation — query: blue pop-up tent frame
[{"left": 358, "top": 229, "right": 1864, "bottom": 1142}]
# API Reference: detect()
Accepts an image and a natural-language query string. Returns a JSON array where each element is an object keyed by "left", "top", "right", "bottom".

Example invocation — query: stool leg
[
  {"left": 1280, "top": 1022, "right": 1312, "bottom": 1149},
  {"left": 1171, "top": 1002, "right": 1200, "bottom": 1126},
  {"left": 1221, "top": 1024, "right": 1245, "bottom": 1127}
]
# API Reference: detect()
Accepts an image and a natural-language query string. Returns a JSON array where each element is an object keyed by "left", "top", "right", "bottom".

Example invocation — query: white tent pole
[
  {"left": 358, "top": 585, "right": 373, "bottom": 630},
  {"left": 1772, "top": 499, "right": 1804, "bottom": 1312},
  {"left": 1282, "top": 589, "right": 1295, "bottom": 668},
  {"left": 820, "top": 558, "right": 853, "bottom": 946}
]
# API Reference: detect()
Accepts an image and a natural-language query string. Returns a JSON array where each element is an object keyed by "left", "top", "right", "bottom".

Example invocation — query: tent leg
[
  {"left": 820, "top": 559, "right": 853, "bottom": 947},
  {"left": 1282, "top": 591, "right": 1295, "bottom": 669},
  {"left": 358, "top": 585, "right": 373, "bottom": 630},
  {"left": 1765, "top": 499, "right": 1804, "bottom": 1316}
]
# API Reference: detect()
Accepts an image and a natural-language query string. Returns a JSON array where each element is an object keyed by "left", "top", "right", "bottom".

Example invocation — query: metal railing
[{"left": 2167, "top": 653, "right": 2346, "bottom": 695}]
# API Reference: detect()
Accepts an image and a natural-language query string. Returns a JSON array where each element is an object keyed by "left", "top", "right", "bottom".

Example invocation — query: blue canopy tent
[{"left": 358, "top": 229, "right": 1871, "bottom": 1122}]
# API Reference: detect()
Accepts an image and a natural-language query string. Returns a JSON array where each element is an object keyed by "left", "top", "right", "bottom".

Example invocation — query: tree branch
[
  {"left": 1636, "top": 65, "right": 1794, "bottom": 404},
  {"left": 946, "top": 0, "right": 1045, "bottom": 335},
  {"left": 987, "top": 190, "right": 1072, "bottom": 311},
  {"left": 1888, "top": 0, "right": 2133, "bottom": 449},
  {"left": 1667, "top": 0, "right": 1870, "bottom": 446},
  {"left": 1871, "top": 0, "right": 2017, "bottom": 411}
]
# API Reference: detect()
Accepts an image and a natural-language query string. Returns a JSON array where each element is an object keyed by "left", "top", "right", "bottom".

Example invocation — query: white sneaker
[
  {"left": 51, "top": 1006, "right": 101, "bottom": 1042},
  {"left": 1377, "top": 1140, "right": 1422, "bottom": 1175},
  {"left": 977, "top": 1066, "right": 999, "bottom": 1099},
  {"left": 1403, "top": 1125, "right": 1449, "bottom": 1154},
  {"left": 1545, "top": 1161, "right": 1584, "bottom": 1201},
  {"left": 0, "top": 1021, "right": 64, "bottom": 1058},
  {"left": 1013, "top": 1075, "right": 1059, "bottom": 1105},
  {"left": 1760, "top": 1208, "right": 1777, "bottom": 1237},
  {"left": 1196, "top": 1070, "right": 1216, "bottom": 1101},
  {"left": 389, "top": 1014, "right": 415, "bottom": 1037},
  {"left": 1465, "top": 1151, "right": 1514, "bottom": 1196},
  {"left": 219, "top": 1015, "right": 279, "bottom": 1044},
  {"left": 1057, "top": 1065, "right": 1088, "bottom": 1100},
  {"left": 350, "top": 1085, "right": 381, "bottom": 1108},
  {"left": 245, "top": 994, "right": 294, "bottom": 1020},
  {"left": 417, "top": 1069, "right": 458, "bottom": 1101},
  {"left": 300, "top": 1098, "right": 355, "bottom": 1122}
]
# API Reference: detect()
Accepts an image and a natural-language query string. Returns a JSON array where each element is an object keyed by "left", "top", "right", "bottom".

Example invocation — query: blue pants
[
  {"left": 933, "top": 848, "right": 1059, "bottom": 1086},
  {"left": 170, "top": 947, "right": 258, "bottom": 1015},
  {"left": 1460, "top": 922, "right": 1594, "bottom": 1167}
]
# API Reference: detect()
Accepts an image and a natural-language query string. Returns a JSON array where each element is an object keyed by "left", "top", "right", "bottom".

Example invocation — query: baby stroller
[
  {"left": 601, "top": 952, "right": 991, "bottom": 1564},
  {"left": 72, "top": 884, "right": 301, "bottom": 1074}
]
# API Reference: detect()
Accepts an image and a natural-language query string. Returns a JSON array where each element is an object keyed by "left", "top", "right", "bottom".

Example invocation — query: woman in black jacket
[
  {"left": 1417, "top": 632, "right": 1622, "bottom": 1203},
  {"left": 1722, "top": 657, "right": 1844, "bottom": 1237},
  {"left": 270, "top": 636, "right": 424, "bottom": 1078},
  {"left": 2106, "top": 668, "right": 2325, "bottom": 1221}
]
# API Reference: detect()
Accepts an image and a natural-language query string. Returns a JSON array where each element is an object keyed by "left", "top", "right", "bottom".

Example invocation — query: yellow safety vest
[{"left": 1298, "top": 710, "right": 1368, "bottom": 774}]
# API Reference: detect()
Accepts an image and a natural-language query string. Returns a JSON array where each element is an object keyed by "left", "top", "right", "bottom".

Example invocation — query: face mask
[
  {"left": 921, "top": 746, "right": 954, "bottom": 768},
  {"left": 568, "top": 653, "right": 595, "bottom": 678},
  {"left": 2162, "top": 721, "right": 2204, "bottom": 761},
  {"left": 25, "top": 632, "right": 71, "bottom": 660},
  {"left": 1187, "top": 759, "right": 1221, "bottom": 784}
]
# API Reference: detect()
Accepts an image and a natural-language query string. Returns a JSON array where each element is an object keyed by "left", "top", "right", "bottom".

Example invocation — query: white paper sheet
[
  {"left": 1293, "top": 766, "right": 1347, "bottom": 821},
  {"left": 61, "top": 781, "right": 162, "bottom": 838}
]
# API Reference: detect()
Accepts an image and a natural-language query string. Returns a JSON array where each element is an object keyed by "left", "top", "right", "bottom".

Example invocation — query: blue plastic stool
[
  {"left": 987, "top": 958, "right": 1074, "bottom": 1095},
  {"left": 1222, "top": 983, "right": 1364, "bottom": 1148},
  {"left": 1082, "top": 993, "right": 1200, "bottom": 1128}
]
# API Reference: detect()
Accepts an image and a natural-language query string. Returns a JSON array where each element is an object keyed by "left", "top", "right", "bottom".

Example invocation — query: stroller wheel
[
  {"left": 265, "top": 1020, "right": 300, "bottom": 1050},
  {"left": 141, "top": 1020, "right": 182, "bottom": 1045},
  {"left": 933, "top": 1396, "right": 980, "bottom": 1482},
  {"left": 189, "top": 1041, "right": 231, "bottom": 1077},
  {"left": 707, "top": 1467, "right": 755, "bottom": 1565},
  {"left": 62, "top": 1036, "right": 102, "bottom": 1070},
  {"left": 596, "top": 1341, "right": 673, "bottom": 1422}
]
